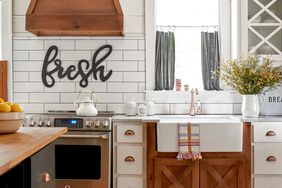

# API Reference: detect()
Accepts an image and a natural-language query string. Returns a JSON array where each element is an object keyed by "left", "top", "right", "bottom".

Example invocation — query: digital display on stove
[{"left": 54, "top": 118, "right": 83, "bottom": 128}]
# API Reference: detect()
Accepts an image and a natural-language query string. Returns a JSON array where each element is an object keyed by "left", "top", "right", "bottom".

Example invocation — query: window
[{"left": 153, "top": 0, "right": 232, "bottom": 91}]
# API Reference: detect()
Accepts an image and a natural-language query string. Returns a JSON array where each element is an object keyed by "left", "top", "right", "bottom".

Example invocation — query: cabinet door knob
[
  {"left": 124, "top": 156, "right": 135, "bottom": 162},
  {"left": 266, "top": 131, "right": 276, "bottom": 136},
  {"left": 266, "top": 156, "right": 277, "bottom": 162},
  {"left": 41, "top": 172, "right": 51, "bottom": 183},
  {"left": 124, "top": 129, "right": 135, "bottom": 136}
]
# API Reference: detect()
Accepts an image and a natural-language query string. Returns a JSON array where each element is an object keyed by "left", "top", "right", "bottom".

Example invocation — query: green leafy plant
[{"left": 217, "top": 54, "right": 282, "bottom": 94}]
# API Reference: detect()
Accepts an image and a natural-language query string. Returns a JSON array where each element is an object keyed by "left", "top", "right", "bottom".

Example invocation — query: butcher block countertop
[{"left": 0, "top": 127, "right": 67, "bottom": 176}]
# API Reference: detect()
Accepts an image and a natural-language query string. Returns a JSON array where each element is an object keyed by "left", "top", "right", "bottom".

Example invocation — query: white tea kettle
[{"left": 75, "top": 90, "right": 98, "bottom": 117}]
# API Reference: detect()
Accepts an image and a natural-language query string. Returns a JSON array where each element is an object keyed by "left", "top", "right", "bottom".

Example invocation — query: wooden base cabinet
[
  {"left": 200, "top": 158, "right": 245, "bottom": 188},
  {"left": 148, "top": 122, "right": 251, "bottom": 188},
  {"left": 154, "top": 158, "right": 199, "bottom": 188}
]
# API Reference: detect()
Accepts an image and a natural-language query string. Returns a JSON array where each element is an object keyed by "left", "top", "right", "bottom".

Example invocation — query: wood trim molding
[{"left": 0, "top": 61, "right": 8, "bottom": 101}]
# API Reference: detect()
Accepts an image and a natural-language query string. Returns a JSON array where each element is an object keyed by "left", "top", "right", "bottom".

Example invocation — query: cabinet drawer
[
  {"left": 117, "top": 125, "right": 143, "bottom": 143},
  {"left": 253, "top": 122, "right": 282, "bottom": 143},
  {"left": 254, "top": 145, "right": 282, "bottom": 174},
  {"left": 254, "top": 177, "right": 282, "bottom": 188},
  {"left": 117, "top": 146, "right": 143, "bottom": 175},
  {"left": 117, "top": 177, "right": 143, "bottom": 188}
]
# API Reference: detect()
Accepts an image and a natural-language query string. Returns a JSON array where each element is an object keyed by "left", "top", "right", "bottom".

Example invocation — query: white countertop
[{"left": 112, "top": 114, "right": 282, "bottom": 123}]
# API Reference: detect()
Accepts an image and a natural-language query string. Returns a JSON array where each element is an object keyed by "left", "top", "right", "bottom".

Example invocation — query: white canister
[
  {"left": 125, "top": 101, "right": 137, "bottom": 116},
  {"left": 138, "top": 104, "right": 148, "bottom": 116},
  {"left": 146, "top": 101, "right": 155, "bottom": 116}
]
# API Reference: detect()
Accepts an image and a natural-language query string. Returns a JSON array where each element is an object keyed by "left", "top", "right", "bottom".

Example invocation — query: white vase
[{"left": 241, "top": 95, "right": 263, "bottom": 118}]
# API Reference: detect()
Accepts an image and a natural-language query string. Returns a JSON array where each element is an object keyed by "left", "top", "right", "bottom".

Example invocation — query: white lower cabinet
[
  {"left": 254, "top": 177, "right": 282, "bottom": 188},
  {"left": 117, "top": 146, "right": 143, "bottom": 175},
  {"left": 113, "top": 121, "right": 146, "bottom": 188},
  {"left": 253, "top": 122, "right": 282, "bottom": 188},
  {"left": 117, "top": 177, "right": 143, "bottom": 188}
]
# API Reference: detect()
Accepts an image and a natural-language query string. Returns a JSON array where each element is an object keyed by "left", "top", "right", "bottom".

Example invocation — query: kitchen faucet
[{"left": 190, "top": 88, "right": 201, "bottom": 116}]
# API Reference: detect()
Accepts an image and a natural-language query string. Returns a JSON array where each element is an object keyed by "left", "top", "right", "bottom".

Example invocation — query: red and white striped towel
[{"left": 177, "top": 123, "right": 202, "bottom": 160}]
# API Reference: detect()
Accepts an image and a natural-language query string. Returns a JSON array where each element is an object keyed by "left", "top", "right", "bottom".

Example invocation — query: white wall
[
  {"left": 12, "top": 0, "right": 146, "bottom": 113},
  {"left": 12, "top": 0, "right": 243, "bottom": 115}
]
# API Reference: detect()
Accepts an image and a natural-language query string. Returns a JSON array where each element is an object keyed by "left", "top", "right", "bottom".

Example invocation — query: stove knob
[
  {"left": 102, "top": 120, "right": 109, "bottom": 128},
  {"left": 86, "top": 121, "right": 93, "bottom": 128},
  {"left": 94, "top": 120, "right": 100, "bottom": 128},
  {"left": 46, "top": 120, "right": 51, "bottom": 127},
  {"left": 38, "top": 120, "right": 44, "bottom": 127},
  {"left": 29, "top": 119, "right": 36, "bottom": 127}
]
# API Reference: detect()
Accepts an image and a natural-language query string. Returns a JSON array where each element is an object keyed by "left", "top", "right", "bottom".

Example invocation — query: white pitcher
[{"left": 241, "top": 95, "right": 264, "bottom": 118}]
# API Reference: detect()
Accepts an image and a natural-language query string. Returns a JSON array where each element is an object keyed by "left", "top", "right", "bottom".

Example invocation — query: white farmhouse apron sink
[{"left": 156, "top": 115, "right": 243, "bottom": 152}]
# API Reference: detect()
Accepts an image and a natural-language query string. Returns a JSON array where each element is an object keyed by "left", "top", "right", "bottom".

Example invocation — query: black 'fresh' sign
[{"left": 42, "top": 45, "right": 113, "bottom": 88}]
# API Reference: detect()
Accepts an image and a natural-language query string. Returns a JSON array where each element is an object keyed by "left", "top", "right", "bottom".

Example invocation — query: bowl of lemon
[{"left": 0, "top": 98, "right": 24, "bottom": 134}]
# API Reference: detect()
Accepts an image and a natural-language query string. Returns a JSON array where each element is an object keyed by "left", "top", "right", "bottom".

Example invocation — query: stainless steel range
[{"left": 24, "top": 111, "right": 114, "bottom": 188}]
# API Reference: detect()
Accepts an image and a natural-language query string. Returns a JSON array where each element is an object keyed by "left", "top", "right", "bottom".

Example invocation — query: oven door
[{"left": 54, "top": 131, "right": 111, "bottom": 188}]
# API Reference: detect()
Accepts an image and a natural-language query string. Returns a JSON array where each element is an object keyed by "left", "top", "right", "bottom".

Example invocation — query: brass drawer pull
[
  {"left": 124, "top": 129, "right": 135, "bottom": 136},
  {"left": 124, "top": 156, "right": 135, "bottom": 162},
  {"left": 266, "top": 156, "right": 277, "bottom": 162},
  {"left": 266, "top": 131, "right": 276, "bottom": 136}
]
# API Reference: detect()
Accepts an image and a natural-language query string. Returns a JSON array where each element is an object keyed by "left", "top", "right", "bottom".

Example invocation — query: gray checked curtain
[
  {"left": 155, "top": 31, "right": 175, "bottom": 90},
  {"left": 201, "top": 31, "right": 221, "bottom": 91}
]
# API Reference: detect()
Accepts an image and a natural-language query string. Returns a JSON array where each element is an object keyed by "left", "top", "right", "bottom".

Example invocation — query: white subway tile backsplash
[
  {"left": 13, "top": 61, "right": 42, "bottom": 71},
  {"left": 13, "top": 40, "right": 44, "bottom": 50},
  {"left": 107, "top": 104, "right": 125, "bottom": 114},
  {"left": 30, "top": 93, "right": 60, "bottom": 103},
  {"left": 107, "top": 83, "right": 139, "bottom": 92},
  {"left": 44, "top": 104, "right": 75, "bottom": 112},
  {"left": 13, "top": 51, "right": 29, "bottom": 61},
  {"left": 61, "top": 51, "right": 91, "bottom": 61},
  {"left": 76, "top": 82, "right": 107, "bottom": 93},
  {"left": 13, "top": 93, "right": 29, "bottom": 103},
  {"left": 201, "top": 104, "right": 233, "bottom": 114},
  {"left": 105, "top": 51, "right": 123, "bottom": 61},
  {"left": 138, "top": 61, "right": 145, "bottom": 71},
  {"left": 96, "top": 93, "right": 123, "bottom": 103},
  {"left": 154, "top": 104, "right": 170, "bottom": 114},
  {"left": 44, "top": 83, "right": 75, "bottom": 93},
  {"left": 76, "top": 40, "right": 107, "bottom": 50},
  {"left": 14, "top": 83, "right": 44, "bottom": 92},
  {"left": 107, "top": 61, "right": 138, "bottom": 71},
  {"left": 123, "top": 72, "right": 145, "bottom": 82},
  {"left": 170, "top": 104, "right": 189, "bottom": 114},
  {"left": 138, "top": 83, "right": 145, "bottom": 92},
  {"left": 124, "top": 93, "right": 145, "bottom": 103},
  {"left": 13, "top": 72, "right": 29, "bottom": 82},
  {"left": 20, "top": 104, "right": 44, "bottom": 113},
  {"left": 107, "top": 40, "right": 138, "bottom": 50},
  {"left": 138, "top": 40, "right": 145, "bottom": 50},
  {"left": 44, "top": 40, "right": 75, "bottom": 50},
  {"left": 29, "top": 51, "right": 49, "bottom": 61},
  {"left": 123, "top": 51, "right": 145, "bottom": 61}
]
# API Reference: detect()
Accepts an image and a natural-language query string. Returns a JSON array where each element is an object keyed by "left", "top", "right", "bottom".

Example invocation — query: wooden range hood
[{"left": 26, "top": 0, "right": 124, "bottom": 36}]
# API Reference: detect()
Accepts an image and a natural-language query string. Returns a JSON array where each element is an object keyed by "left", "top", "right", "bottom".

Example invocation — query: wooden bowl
[{"left": 0, "top": 112, "right": 25, "bottom": 134}]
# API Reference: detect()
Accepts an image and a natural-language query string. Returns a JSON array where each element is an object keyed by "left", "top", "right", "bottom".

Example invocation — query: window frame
[{"left": 145, "top": 0, "right": 238, "bottom": 91}]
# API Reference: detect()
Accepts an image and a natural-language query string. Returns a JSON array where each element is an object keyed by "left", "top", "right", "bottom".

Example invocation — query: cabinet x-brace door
[
  {"left": 200, "top": 158, "right": 245, "bottom": 188},
  {"left": 154, "top": 158, "right": 199, "bottom": 188}
]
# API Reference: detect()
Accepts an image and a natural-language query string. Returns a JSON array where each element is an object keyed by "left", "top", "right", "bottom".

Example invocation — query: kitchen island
[{"left": 0, "top": 127, "right": 67, "bottom": 187}]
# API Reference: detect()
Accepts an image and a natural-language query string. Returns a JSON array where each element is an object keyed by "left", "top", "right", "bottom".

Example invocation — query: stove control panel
[{"left": 24, "top": 114, "right": 112, "bottom": 131}]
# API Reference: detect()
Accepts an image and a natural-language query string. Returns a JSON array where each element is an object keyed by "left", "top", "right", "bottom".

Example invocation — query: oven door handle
[{"left": 60, "top": 134, "right": 109, "bottom": 139}]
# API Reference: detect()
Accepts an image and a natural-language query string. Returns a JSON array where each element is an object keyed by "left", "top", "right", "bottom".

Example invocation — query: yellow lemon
[
  {"left": 0, "top": 98, "right": 4, "bottom": 103},
  {"left": 5, "top": 102, "right": 13, "bottom": 106},
  {"left": 0, "top": 103, "right": 11, "bottom": 112},
  {"left": 11, "top": 103, "right": 23, "bottom": 112}
]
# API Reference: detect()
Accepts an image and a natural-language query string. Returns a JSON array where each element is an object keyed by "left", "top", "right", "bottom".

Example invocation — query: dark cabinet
[{"left": 0, "top": 159, "right": 31, "bottom": 188}]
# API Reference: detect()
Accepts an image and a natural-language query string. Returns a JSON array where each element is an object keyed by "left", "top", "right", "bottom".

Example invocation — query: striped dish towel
[{"left": 177, "top": 123, "right": 202, "bottom": 160}]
